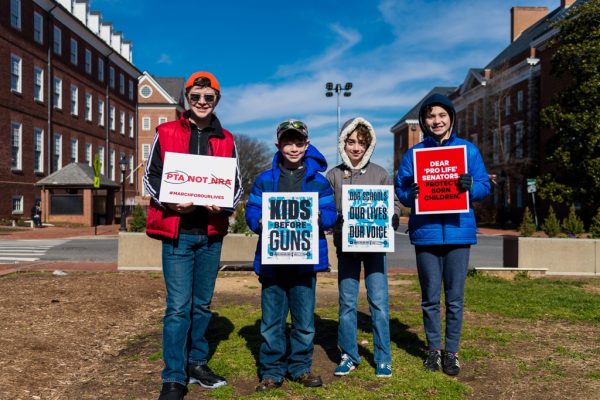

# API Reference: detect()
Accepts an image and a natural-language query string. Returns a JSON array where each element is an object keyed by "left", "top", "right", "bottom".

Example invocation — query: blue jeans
[
  {"left": 161, "top": 233, "right": 223, "bottom": 384},
  {"left": 259, "top": 271, "right": 316, "bottom": 381},
  {"left": 415, "top": 245, "right": 470, "bottom": 353},
  {"left": 337, "top": 252, "right": 391, "bottom": 365}
]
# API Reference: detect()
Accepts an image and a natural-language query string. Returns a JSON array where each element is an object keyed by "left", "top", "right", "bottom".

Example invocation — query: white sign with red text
[{"left": 158, "top": 152, "right": 236, "bottom": 207}]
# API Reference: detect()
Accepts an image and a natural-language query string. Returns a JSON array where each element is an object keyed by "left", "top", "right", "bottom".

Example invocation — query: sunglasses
[
  {"left": 189, "top": 93, "right": 217, "bottom": 103},
  {"left": 277, "top": 120, "right": 307, "bottom": 134}
]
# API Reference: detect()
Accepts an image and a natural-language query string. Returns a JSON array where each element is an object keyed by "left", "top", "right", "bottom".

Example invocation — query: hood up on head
[
  {"left": 418, "top": 93, "right": 457, "bottom": 139},
  {"left": 338, "top": 117, "right": 376, "bottom": 170}
]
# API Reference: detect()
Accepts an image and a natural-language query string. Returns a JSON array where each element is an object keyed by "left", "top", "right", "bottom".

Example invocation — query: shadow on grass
[{"left": 204, "top": 312, "right": 236, "bottom": 362}]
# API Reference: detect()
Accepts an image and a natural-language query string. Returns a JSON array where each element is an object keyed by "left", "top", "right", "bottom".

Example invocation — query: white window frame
[
  {"left": 11, "top": 122, "right": 22, "bottom": 170},
  {"left": 10, "top": 54, "right": 22, "bottom": 93},
  {"left": 142, "top": 117, "right": 151, "bottom": 131},
  {"left": 53, "top": 133, "right": 62, "bottom": 170},
  {"left": 120, "top": 111, "right": 125, "bottom": 135},
  {"left": 142, "top": 144, "right": 150, "bottom": 161},
  {"left": 34, "top": 66, "right": 44, "bottom": 102},
  {"left": 85, "top": 93, "right": 93, "bottom": 121},
  {"left": 85, "top": 143, "right": 92, "bottom": 166},
  {"left": 119, "top": 152, "right": 125, "bottom": 182},
  {"left": 98, "top": 145, "right": 105, "bottom": 174},
  {"left": 33, "top": 11, "right": 43, "bottom": 43},
  {"left": 10, "top": 0, "right": 22, "bottom": 30},
  {"left": 70, "top": 38, "right": 78, "bottom": 65},
  {"left": 34, "top": 127, "right": 44, "bottom": 173},
  {"left": 109, "top": 66, "right": 115, "bottom": 89},
  {"left": 85, "top": 49, "right": 92, "bottom": 74},
  {"left": 109, "top": 106, "right": 116, "bottom": 131},
  {"left": 119, "top": 73, "right": 125, "bottom": 95},
  {"left": 53, "top": 77, "right": 62, "bottom": 109},
  {"left": 128, "top": 114, "right": 134, "bottom": 138},
  {"left": 158, "top": 116, "right": 168, "bottom": 124},
  {"left": 517, "top": 90, "right": 524, "bottom": 112},
  {"left": 129, "top": 155, "right": 134, "bottom": 183},
  {"left": 98, "top": 98, "right": 105, "bottom": 126},
  {"left": 53, "top": 26, "right": 62, "bottom": 55},
  {"left": 70, "top": 85, "right": 79, "bottom": 116},
  {"left": 110, "top": 149, "right": 116, "bottom": 181},
  {"left": 98, "top": 57, "right": 104, "bottom": 82},
  {"left": 70, "top": 139, "right": 78, "bottom": 163},
  {"left": 12, "top": 196, "right": 24, "bottom": 215}
]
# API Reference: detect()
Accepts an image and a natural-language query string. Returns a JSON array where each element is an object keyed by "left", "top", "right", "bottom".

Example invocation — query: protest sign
[
  {"left": 342, "top": 185, "right": 394, "bottom": 252},
  {"left": 413, "top": 145, "right": 468, "bottom": 214},
  {"left": 158, "top": 152, "right": 236, "bottom": 208},
  {"left": 261, "top": 192, "right": 319, "bottom": 265}
]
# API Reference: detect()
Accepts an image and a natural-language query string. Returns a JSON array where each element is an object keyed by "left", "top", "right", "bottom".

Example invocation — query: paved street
[{"left": 0, "top": 239, "right": 68, "bottom": 263}]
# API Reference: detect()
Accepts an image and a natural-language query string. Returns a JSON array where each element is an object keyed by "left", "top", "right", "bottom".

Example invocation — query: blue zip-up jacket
[
  {"left": 246, "top": 144, "right": 337, "bottom": 276},
  {"left": 394, "top": 93, "right": 491, "bottom": 245}
]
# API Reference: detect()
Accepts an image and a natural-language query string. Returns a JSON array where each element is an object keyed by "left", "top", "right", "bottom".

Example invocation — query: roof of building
[
  {"left": 390, "top": 86, "right": 457, "bottom": 132},
  {"left": 155, "top": 77, "right": 185, "bottom": 105},
  {"left": 35, "top": 163, "right": 120, "bottom": 188}
]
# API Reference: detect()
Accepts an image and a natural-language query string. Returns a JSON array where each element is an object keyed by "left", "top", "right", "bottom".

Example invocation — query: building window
[
  {"left": 515, "top": 122, "right": 525, "bottom": 159},
  {"left": 129, "top": 155, "right": 134, "bottom": 184},
  {"left": 503, "top": 125, "right": 511, "bottom": 162},
  {"left": 34, "top": 128, "right": 44, "bottom": 172},
  {"left": 139, "top": 85, "right": 152, "bottom": 98},
  {"left": 70, "top": 85, "right": 79, "bottom": 116},
  {"left": 10, "top": 54, "right": 22, "bottom": 93},
  {"left": 142, "top": 117, "right": 151, "bottom": 131},
  {"left": 34, "top": 66, "right": 44, "bottom": 102},
  {"left": 10, "top": 0, "right": 21, "bottom": 30},
  {"left": 70, "top": 139, "right": 78, "bottom": 163},
  {"left": 492, "top": 129, "right": 499, "bottom": 164},
  {"left": 110, "top": 149, "right": 115, "bottom": 181},
  {"left": 11, "top": 122, "right": 22, "bottom": 170},
  {"left": 472, "top": 104, "right": 478, "bottom": 126},
  {"left": 12, "top": 196, "right": 24, "bottom": 214},
  {"left": 158, "top": 117, "right": 167, "bottom": 124},
  {"left": 505, "top": 95, "right": 511, "bottom": 116},
  {"left": 53, "top": 26, "right": 62, "bottom": 55},
  {"left": 120, "top": 111, "right": 125, "bottom": 135},
  {"left": 85, "top": 93, "right": 92, "bottom": 121},
  {"left": 119, "top": 152, "right": 125, "bottom": 182},
  {"left": 142, "top": 144, "right": 150, "bottom": 160},
  {"left": 109, "top": 106, "right": 116, "bottom": 131},
  {"left": 85, "top": 49, "right": 92, "bottom": 74},
  {"left": 85, "top": 143, "right": 92, "bottom": 166},
  {"left": 98, "top": 145, "right": 105, "bottom": 174},
  {"left": 128, "top": 80, "right": 134, "bottom": 101},
  {"left": 53, "top": 77, "right": 62, "bottom": 109},
  {"left": 53, "top": 133, "right": 62, "bottom": 171},
  {"left": 98, "top": 98, "right": 105, "bottom": 126},
  {"left": 516, "top": 183, "right": 524, "bottom": 208},
  {"left": 33, "top": 11, "right": 43, "bottom": 43},
  {"left": 98, "top": 58, "right": 104, "bottom": 82},
  {"left": 517, "top": 90, "right": 524, "bottom": 112},
  {"left": 129, "top": 115, "right": 134, "bottom": 138},
  {"left": 70, "top": 38, "right": 78, "bottom": 65},
  {"left": 470, "top": 133, "right": 478, "bottom": 147},
  {"left": 109, "top": 66, "right": 115, "bottom": 89},
  {"left": 119, "top": 73, "right": 125, "bottom": 95}
]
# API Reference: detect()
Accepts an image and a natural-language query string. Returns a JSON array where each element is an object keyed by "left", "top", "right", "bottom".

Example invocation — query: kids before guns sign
[
  {"left": 413, "top": 146, "right": 469, "bottom": 214},
  {"left": 261, "top": 192, "right": 319, "bottom": 265},
  {"left": 341, "top": 185, "right": 394, "bottom": 252}
]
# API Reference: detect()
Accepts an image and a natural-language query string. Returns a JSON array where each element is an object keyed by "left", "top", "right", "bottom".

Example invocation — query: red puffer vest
[{"left": 146, "top": 116, "right": 235, "bottom": 240}]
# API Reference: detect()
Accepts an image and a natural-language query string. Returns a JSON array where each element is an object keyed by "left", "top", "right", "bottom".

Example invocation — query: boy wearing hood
[
  {"left": 394, "top": 94, "right": 490, "bottom": 376},
  {"left": 245, "top": 120, "right": 337, "bottom": 392},
  {"left": 326, "top": 117, "right": 400, "bottom": 378}
]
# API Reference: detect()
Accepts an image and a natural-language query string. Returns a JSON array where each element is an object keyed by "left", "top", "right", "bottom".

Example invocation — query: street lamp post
[
  {"left": 325, "top": 82, "right": 353, "bottom": 164},
  {"left": 119, "top": 155, "right": 128, "bottom": 232}
]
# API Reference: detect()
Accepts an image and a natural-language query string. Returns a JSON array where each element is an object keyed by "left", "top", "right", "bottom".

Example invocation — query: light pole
[
  {"left": 119, "top": 155, "right": 128, "bottom": 232},
  {"left": 325, "top": 82, "right": 352, "bottom": 164}
]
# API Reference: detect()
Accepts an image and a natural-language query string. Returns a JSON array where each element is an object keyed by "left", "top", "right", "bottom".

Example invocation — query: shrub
[
  {"left": 541, "top": 206, "right": 562, "bottom": 238},
  {"left": 519, "top": 207, "right": 536, "bottom": 237},
  {"left": 230, "top": 205, "right": 249, "bottom": 234},
  {"left": 128, "top": 205, "right": 147, "bottom": 232},
  {"left": 562, "top": 204, "right": 584, "bottom": 237},
  {"left": 590, "top": 209, "right": 600, "bottom": 239}
]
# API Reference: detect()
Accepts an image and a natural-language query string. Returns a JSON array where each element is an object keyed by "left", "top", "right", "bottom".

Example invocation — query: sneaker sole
[
  {"left": 334, "top": 366, "right": 356, "bottom": 376},
  {"left": 376, "top": 373, "right": 392, "bottom": 378},
  {"left": 189, "top": 377, "right": 227, "bottom": 389}
]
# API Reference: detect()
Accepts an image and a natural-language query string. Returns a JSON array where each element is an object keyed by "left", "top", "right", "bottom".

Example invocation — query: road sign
[
  {"left": 93, "top": 154, "right": 101, "bottom": 188},
  {"left": 527, "top": 178, "right": 536, "bottom": 193}
]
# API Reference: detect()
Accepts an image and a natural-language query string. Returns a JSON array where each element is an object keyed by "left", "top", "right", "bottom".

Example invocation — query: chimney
[
  {"left": 561, "top": 0, "right": 576, "bottom": 8},
  {"left": 511, "top": 6, "right": 548, "bottom": 42}
]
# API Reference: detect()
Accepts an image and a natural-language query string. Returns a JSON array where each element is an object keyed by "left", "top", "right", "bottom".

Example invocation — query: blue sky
[{"left": 90, "top": 0, "right": 558, "bottom": 171}]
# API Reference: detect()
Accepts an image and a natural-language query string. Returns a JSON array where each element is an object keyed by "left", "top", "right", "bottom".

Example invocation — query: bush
[
  {"left": 128, "top": 205, "right": 146, "bottom": 232},
  {"left": 562, "top": 204, "right": 584, "bottom": 237},
  {"left": 519, "top": 207, "right": 536, "bottom": 237},
  {"left": 590, "top": 209, "right": 600, "bottom": 239},
  {"left": 230, "top": 205, "right": 249, "bottom": 234},
  {"left": 541, "top": 206, "right": 561, "bottom": 237}
]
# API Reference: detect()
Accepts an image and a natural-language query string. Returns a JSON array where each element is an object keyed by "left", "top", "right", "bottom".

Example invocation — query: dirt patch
[{"left": 1, "top": 271, "right": 599, "bottom": 399}]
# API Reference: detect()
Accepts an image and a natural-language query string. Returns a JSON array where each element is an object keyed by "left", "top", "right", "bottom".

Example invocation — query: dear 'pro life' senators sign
[
  {"left": 261, "top": 192, "right": 319, "bottom": 265},
  {"left": 413, "top": 145, "right": 469, "bottom": 214},
  {"left": 342, "top": 185, "right": 395, "bottom": 252},
  {"left": 158, "top": 152, "right": 237, "bottom": 208}
]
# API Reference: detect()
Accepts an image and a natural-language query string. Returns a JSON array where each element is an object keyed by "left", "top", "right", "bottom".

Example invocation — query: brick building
[
  {"left": 136, "top": 72, "right": 185, "bottom": 201},
  {"left": 1, "top": 0, "right": 140, "bottom": 223}
]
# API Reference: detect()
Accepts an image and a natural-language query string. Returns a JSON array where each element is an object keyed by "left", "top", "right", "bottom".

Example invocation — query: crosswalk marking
[{"left": 0, "top": 239, "right": 67, "bottom": 264}]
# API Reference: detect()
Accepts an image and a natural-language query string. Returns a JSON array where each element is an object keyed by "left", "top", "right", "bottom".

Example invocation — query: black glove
[
  {"left": 458, "top": 174, "right": 473, "bottom": 191},
  {"left": 410, "top": 183, "right": 420, "bottom": 199},
  {"left": 392, "top": 214, "right": 399, "bottom": 231},
  {"left": 333, "top": 214, "right": 343, "bottom": 248}
]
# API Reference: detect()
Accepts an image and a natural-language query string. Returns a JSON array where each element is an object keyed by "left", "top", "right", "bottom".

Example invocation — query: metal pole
[
  {"left": 531, "top": 192, "right": 539, "bottom": 229},
  {"left": 120, "top": 170, "right": 126, "bottom": 231},
  {"left": 336, "top": 89, "right": 341, "bottom": 166}
]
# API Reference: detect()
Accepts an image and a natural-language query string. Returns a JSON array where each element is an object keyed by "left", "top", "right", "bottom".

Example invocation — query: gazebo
[{"left": 35, "top": 163, "right": 120, "bottom": 226}]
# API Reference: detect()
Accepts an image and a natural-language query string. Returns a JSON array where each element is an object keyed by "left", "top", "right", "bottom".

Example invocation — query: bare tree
[{"left": 234, "top": 134, "right": 271, "bottom": 199}]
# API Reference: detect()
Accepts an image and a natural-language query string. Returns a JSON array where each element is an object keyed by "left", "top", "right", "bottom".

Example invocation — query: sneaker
[
  {"left": 442, "top": 352, "right": 461, "bottom": 376},
  {"left": 375, "top": 363, "right": 392, "bottom": 378},
  {"left": 187, "top": 364, "right": 227, "bottom": 389},
  {"left": 293, "top": 372, "right": 323, "bottom": 387},
  {"left": 255, "top": 378, "right": 283, "bottom": 392},
  {"left": 334, "top": 354, "right": 357, "bottom": 376},
  {"left": 158, "top": 382, "right": 187, "bottom": 400},
  {"left": 424, "top": 350, "right": 442, "bottom": 372}
]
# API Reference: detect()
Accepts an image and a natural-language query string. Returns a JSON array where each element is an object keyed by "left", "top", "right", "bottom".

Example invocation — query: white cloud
[{"left": 157, "top": 53, "right": 172, "bottom": 65}]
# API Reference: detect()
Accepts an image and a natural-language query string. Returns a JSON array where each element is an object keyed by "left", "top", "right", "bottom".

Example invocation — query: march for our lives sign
[
  {"left": 342, "top": 185, "right": 394, "bottom": 252},
  {"left": 261, "top": 192, "right": 319, "bottom": 264}
]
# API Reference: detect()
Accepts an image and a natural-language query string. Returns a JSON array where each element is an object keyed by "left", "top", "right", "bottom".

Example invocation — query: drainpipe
[
  {"left": 47, "top": 5, "right": 57, "bottom": 174},
  {"left": 105, "top": 50, "right": 113, "bottom": 178}
]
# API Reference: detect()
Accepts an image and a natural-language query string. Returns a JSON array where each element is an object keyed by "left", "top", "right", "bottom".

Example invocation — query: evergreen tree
[
  {"left": 230, "top": 204, "right": 249, "bottom": 234},
  {"left": 589, "top": 209, "right": 600, "bottom": 239},
  {"left": 128, "top": 204, "right": 147, "bottom": 232},
  {"left": 541, "top": 206, "right": 562, "bottom": 238},
  {"left": 538, "top": 1, "right": 600, "bottom": 223},
  {"left": 562, "top": 204, "right": 584, "bottom": 237},
  {"left": 519, "top": 207, "right": 536, "bottom": 237}
]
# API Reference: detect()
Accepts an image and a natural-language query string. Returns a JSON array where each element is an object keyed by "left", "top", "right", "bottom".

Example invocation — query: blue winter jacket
[
  {"left": 245, "top": 144, "right": 337, "bottom": 276},
  {"left": 394, "top": 93, "right": 491, "bottom": 246}
]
